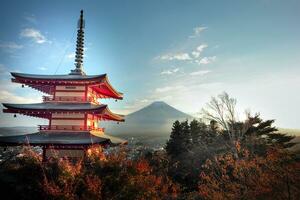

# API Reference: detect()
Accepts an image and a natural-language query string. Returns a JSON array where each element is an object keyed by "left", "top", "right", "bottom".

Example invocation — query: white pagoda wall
[
  {"left": 51, "top": 113, "right": 86, "bottom": 130},
  {"left": 52, "top": 113, "right": 84, "bottom": 118},
  {"left": 51, "top": 120, "right": 84, "bottom": 126},
  {"left": 55, "top": 92, "right": 85, "bottom": 97},
  {"left": 54, "top": 85, "right": 86, "bottom": 100}
]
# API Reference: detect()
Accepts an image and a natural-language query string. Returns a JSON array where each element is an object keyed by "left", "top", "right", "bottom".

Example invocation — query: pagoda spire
[{"left": 70, "top": 10, "right": 86, "bottom": 75}]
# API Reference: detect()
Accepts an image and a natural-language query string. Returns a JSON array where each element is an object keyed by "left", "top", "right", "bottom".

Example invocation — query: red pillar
[
  {"left": 53, "top": 84, "right": 56, "bottom": 100},
  {"left": 84, "top": 113, "right": 87, "bottom": 130},
  {"left": 84, "top": 85, "right": 88, "bottom": 101}
]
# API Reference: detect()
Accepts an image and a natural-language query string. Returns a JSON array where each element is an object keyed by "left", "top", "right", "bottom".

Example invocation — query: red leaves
[{"left": 135, "top": 159, "right": 151, "bottom": 174}]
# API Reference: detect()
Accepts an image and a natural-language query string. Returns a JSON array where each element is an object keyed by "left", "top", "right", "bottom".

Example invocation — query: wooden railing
[
  {"left": 43, "top": 96, "right": 85, "bottom": 102},
  {"left": 42, "top": 96, "right": 99, "bottom": 104},
  {"left": 38, "top": 125, "right": 105, "bottom": 132}
]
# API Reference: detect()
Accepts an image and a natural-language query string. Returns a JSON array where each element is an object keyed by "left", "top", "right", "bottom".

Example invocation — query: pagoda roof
[
  {"left": 2, "top": 103, "right": 124, "bottom": 122},
  {"left": 11, "top": 72, "right": 123, "bottom": 100},
  {"left": 0, "top": 131, "right": 126, "bottom": 146},
  {"left": 3, "top": 102, "right": 106, "bottom": 111},
  {"left": 11, "top": 72, "right": 106, "bottom": 81}
]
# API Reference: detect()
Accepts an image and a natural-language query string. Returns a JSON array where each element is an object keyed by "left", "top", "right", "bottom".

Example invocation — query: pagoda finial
[{"left": 70, "top": 10, "right": 86, "bottom": 75}]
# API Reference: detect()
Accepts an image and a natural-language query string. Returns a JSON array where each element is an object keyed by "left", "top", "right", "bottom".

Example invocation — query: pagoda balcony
[
  {"left": 43, "top": 96, "right": 98, "bottom": 104},
  {"left": 38, "top": 125, "right": 105, "bottom": 132}
]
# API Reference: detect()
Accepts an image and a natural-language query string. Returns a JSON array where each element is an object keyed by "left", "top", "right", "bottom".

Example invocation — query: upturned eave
[{"left": 2, "top": 103, "right": 124, "bottom": 122}]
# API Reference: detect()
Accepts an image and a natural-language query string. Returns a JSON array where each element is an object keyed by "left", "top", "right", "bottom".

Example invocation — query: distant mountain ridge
[
  {"left": 103, "top": 101, "right": 193, "bottom": 135},
  {"left": 128, "top": 101, "right": 191, "bottom": 122}
]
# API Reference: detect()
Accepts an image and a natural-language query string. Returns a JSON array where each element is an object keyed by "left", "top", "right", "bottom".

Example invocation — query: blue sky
[{"left": 0, "top": 0, "right": 299, "bottom": 128}]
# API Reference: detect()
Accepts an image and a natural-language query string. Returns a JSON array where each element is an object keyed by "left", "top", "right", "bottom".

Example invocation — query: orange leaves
[
  {"left": 82, "top": 175, "right": 102, "bottom": 199},
  {"left": 43, "top": 177, "right": 66, "bottom": 199},
  {"left": 135, "top": 159, "right": 151, "bottom": 174},
  {"left": 121, "top": 158, "right": 179, "bottom": 199},
  {"left": 198, "top": 148, "right": 300, "bottom": 199},
  {"left": 87, "top": 145, "right": 106, "bottom": 161},
  {"left": 235, "top": 140, "right": 241, "bottom": 153}
]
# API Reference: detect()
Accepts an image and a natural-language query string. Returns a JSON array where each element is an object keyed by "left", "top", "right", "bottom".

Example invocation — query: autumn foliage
[
  {"left": 198, "top": 147, "right": 300, "bottom": 200},
  {"left": 0, "top": 147, "right": 179, "bottom": 200},
  {"left": 0, "top": 142, "right": 299, "bottom": 200}
]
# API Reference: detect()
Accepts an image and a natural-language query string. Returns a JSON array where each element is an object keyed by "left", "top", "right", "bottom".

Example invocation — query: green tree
[
  {"left": 166, "top": 120, "right": 192, "bottom": 158},
  {"left": 181, "top": 120, "right": 193, "bottom": 151},
  {"left": 190, "top": 119, "right": 202, "bottom": 145},
  {"left": 242, "top": 114, "right": 295, "bottom": 155}
]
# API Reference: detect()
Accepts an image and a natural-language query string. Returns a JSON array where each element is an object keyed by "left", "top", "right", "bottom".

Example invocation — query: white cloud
[
  {"left": 158, "top": 53, "right": 191, "bottom": 61},
  {"left": 190, "top": 70, "right": 211, "bottom": 76},
  {"left": 191, "top": 51, "right": 200, "bottom": 58},
  {"left": 155, "top": 86, "right": 173, "bottom": 93},
  {"left": 155, "top": 27, "right": 216, "bottom": 69},
  {"left": 37, "top": 66, "right": 47, "bottom": 71},
  {"left": 196, "top": 44, "right": 208, "bottom": 52},
  {"left": 161, "top": 68, "right": 180, "bottom": 75},
  {"left": 24, "top": 14, "right": 37, "bottom": 24},
  {"left": 194, "top": 26, "right": 207, "bottom": 34},
  {"left": 191, "top": 44, "right": 208, "bottom": 58},
  {"left": 155, "top": 85, "right": 185, "bottom": 93},
  {"left": 0, "top": 42, "right": 23, "bottom": 50},
  {"left": 0, "top": 90, "right": 40, "bottom": 104},
  {"left": 20, "top": 28, "right": 48, "bottom": 44},
  {"left": 189, "top": 26, "right": 207, "bottom": 38},
  {"left": 0, "top": 90, "right": 43, "bottom": 127},
  {"left": 66, "top": 52, "right": 76, "bottom": 59},
  {"left": 196, "top": 56, "right": 216, "bottom": 65},
  {"left": 140, "top": 99, "right": 150, "bottom": 103}
]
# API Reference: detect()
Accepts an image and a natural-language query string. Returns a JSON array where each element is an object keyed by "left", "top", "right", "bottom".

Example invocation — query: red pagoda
[{"left": 0, "top": 10, "right": 126, "bottom": 160}]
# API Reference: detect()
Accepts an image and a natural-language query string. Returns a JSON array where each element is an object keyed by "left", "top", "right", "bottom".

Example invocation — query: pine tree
[
  {"left": 166, "top": 120, "right": 193, "bottom": 158},
  {"left": 242, "top": 114, "right": 295, "bottom": 154},
  {"left": 267, "top": 132, "right": 295, "bottom": 148},
  {"left": 181, "top": 120, "right": 192, "bottom": 151},
  {"left": 190, "top": 119, "right": 218, "bottom": 146},
  {"left": 166, "top": 120, "right": 183, "bottom": 157},
  {"left": 190, "top": 119, "right": 201, "bottom": 145}
]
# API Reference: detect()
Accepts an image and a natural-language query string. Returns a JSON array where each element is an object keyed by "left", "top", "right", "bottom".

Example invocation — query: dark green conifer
[{"left": 166, "top": 120, "right": 183, "bottom": 157}]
